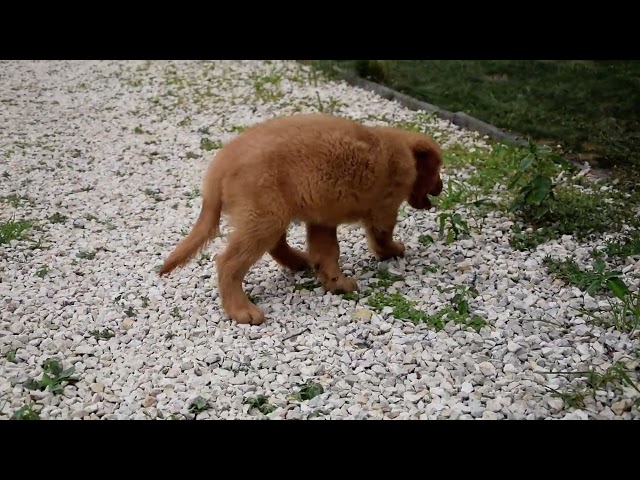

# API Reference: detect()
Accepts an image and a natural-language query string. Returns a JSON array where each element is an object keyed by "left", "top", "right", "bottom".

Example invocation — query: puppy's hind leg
[
  {"left": 216, "top": 223, "right": 284, "bottom": 325},
  {"left": 307, "top": 224, "right": 358, "bottom": 294},
  {"left": 269, "top": 233, "right": 311, "bottom": 272}
]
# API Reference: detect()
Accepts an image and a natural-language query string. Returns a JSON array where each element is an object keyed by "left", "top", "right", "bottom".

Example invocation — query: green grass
[
  {"left": 366, "top": 285, "right": 487, "bottom": 332},
  {"left": 0, "top": 218, "right": 32, "bottom": 245},
  {"left": 545, "top": 256, "right": 639, "bottom": 334},
  {"left": 1, "top": 194, "right": 34, "bottom": 207},
  {"left": 368, "top": 267, "right": 404, "bottom": 289},
  {"left": 434, "top": 140, "right": 640, "bottom": 250},
  {"left": 543, "top": 257, "right": 625, "bottom": 296},
  {"left": 547, "top": 359, "right": 640, "bottom": 411},
  {"left": 605, "top": 232, "right": 640, "bottom": 258},
  {"left": 310, "top": 60, "right": 640, "bottom": 173}
]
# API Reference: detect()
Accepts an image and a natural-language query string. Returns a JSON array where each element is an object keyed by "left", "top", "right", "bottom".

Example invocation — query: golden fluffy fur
[{"left": 159, "top": 114, "right": 444, "bottom": 325}]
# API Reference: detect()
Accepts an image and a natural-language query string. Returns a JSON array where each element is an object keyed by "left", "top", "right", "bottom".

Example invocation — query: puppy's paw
[
  {"left": 326, "top": 275, "right": 359, "bottom": 295},
  {"left": 376, "top": 241, "right": 405, "bottom": 261},
  {"left": 228, "top": 303, "right": 266, "bottom": 325}
]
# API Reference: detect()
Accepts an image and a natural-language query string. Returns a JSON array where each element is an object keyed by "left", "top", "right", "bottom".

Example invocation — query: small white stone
[
  {"left": 10, "top": 323, "right": 24, "bottom": 334},
  {"left": 546, "top": 397, "right": 564, "bottom": 412},
  {"left": 503, "top": 364, "right": 517, "bottom": 374},
  {"left": 612, "top": 399, "right": 631, "bottom": 416},
  {"left": 90, "top": 383, "right": 104, "bottom": 393},
  {"left": 478, "top": 362, "right": 496, "bottom": 376},
  {"left": 507, "top": 342, "right": 521, "bottom": 353},
  {"left": 75, "top": 345, "right": 94, "bottom": 355},
  {"left": 486, "top": 399, "right": 501, "bottom": 412},
  {"left": 482, "top": 411, "right": 498, "bottom": 420},
  {"left": 352, "top": 309, "right": 373, "bottom": 322}
]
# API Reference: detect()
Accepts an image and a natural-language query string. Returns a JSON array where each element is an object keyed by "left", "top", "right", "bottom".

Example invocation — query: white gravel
[{"left": 1, "top": 60, "right": 638, "bottom": 420}]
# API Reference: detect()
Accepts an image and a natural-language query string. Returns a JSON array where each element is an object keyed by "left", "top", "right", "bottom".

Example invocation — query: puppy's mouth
[
  {"left": 430, "top": 177, "right": 444, "bottom": 197},
  {"left": 409, "top": 195, "right": 433, "bottom": 210}
]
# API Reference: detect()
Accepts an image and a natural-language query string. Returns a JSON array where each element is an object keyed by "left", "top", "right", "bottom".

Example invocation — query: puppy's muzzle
[{"left": 430, "top": 177, "right": 443, "bottom": 197}]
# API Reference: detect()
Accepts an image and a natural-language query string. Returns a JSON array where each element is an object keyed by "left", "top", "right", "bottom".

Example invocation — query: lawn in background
[{"left": 309, "top": 60, "right": 640, "bottom": 177}]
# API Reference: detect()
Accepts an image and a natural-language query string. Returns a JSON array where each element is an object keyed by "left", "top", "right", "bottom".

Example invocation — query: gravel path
[{"left": 1, "top": 60, "right": 638, "bottom": 420}]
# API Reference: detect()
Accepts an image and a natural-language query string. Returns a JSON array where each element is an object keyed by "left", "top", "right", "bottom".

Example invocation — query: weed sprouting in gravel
[
  {"left": 605, "top": 231, "right": 640, "bottom": 258},
  {"left": 76, "top": 250, "right": 96, "bottom": 260},
  {"left": 576, "top": 284, "right": 640, "bottom": 334},
  {"left": 367, "top": 284, "right": 486, "bottom": 332},
  {"left": 418, "top": 234, "right": 434, "bottom": 246},
  {"left": 197, "top": 252, "right": 211, "bottom": 266},
  {"left": 188, "top": 396, "right": 212, "bottom": 417},
  {"left": 11, "top": 403, "right": 41, "bottom": 420},
  {"left": 430, "top": 178, "right": 476, "bottom": 210},
  {"left": 200, "top": 137, "right": 222, "bottom": 152},
  {"left": 35, "top": 266, "right": 49, "bottom": 278},
  {"left": 184, "top": 188, "right": 200, "bottom": 205},
  {"left": 438, "top": 285, "right": 487, "bottom": 332},
  {"left": 229, "top": 125, "right": 247, "bottom": 134},
  {"left": 369, "top": 267, "right": 404, "bottom": 289},
  {"left": 438, "top": 212, "right": 470, "bottom": 244},
  {"left": 6, "top": 349, "right": 17, "bottom": 362},
  {"left": 91, "top": 328, "right": 115, "bottom": 340},
  {"left": 293, "top": 279, "right": 321, "bottom": 291},
  {"left": 1, "top": 194, "right": 34, "bottom": 207},
  {"left": 0, "top": 217, "right": 32, "bottom": 244},
  {"left": 342, "top": 292, "right": 360, "bottom": 302},
  {"left": 251, "top": 70, "right": 284, "bottom": 103},
  {"left": 544, "top": 257, "right": 626, "bottom": 297},
  {"left": 24, "top": 358, "right": 79, "bottom": 394},
  {"left": 367, "top": 292, "right": 438, "bottom": 327},
  {"left": 245, "top": 395, "right": 277, "bottom": 415},
  {"left": 507, "top": 143, "right": 564, "bottom": 221},
  {"left": 547, "top": 360, "right": 640, "bottom": 411},
  {"left": 47, "top": 212, "right": 67, "bottom": 224},
  {"left": 144, "top": 188, "right": 164, "bottom": 202},
  {"left": 288, "top": 381, "right": 324, "bottom": 402}
]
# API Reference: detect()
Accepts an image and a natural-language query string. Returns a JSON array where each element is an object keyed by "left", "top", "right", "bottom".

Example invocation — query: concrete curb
[{"left": 329, "top": 66, "right": 608, "bottom": 178}]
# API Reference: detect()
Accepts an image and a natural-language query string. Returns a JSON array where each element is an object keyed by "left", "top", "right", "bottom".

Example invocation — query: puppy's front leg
[
  {"left": 306, "top": 223, "right": 358, "bottom": 294},
  {"left": 364, "top": 213, "right": 405, "bottom": 261}
]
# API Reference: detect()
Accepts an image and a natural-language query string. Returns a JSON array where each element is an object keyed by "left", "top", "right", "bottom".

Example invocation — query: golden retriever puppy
[{"left": 159, "top": 114, "right": 443, "bottom": 325}]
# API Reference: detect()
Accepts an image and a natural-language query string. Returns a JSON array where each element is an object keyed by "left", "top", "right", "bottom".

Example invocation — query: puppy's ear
[{"left": 407, "top": 136, "right": 443, "bottom": 210}]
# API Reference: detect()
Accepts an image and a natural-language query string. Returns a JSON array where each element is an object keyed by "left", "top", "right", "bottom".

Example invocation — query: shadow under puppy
[{"left": 159, "top": 113, "right": 444, "bottom": 325}]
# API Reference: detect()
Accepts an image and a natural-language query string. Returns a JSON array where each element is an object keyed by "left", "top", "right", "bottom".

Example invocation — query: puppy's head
[{"left": 405, "top": 133, "right": 443, "bottom": 210}]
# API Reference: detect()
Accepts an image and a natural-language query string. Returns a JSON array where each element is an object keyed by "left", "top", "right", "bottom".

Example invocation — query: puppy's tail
[{"left": 158, "top": 179, "right": 222, "bottom": 276}]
